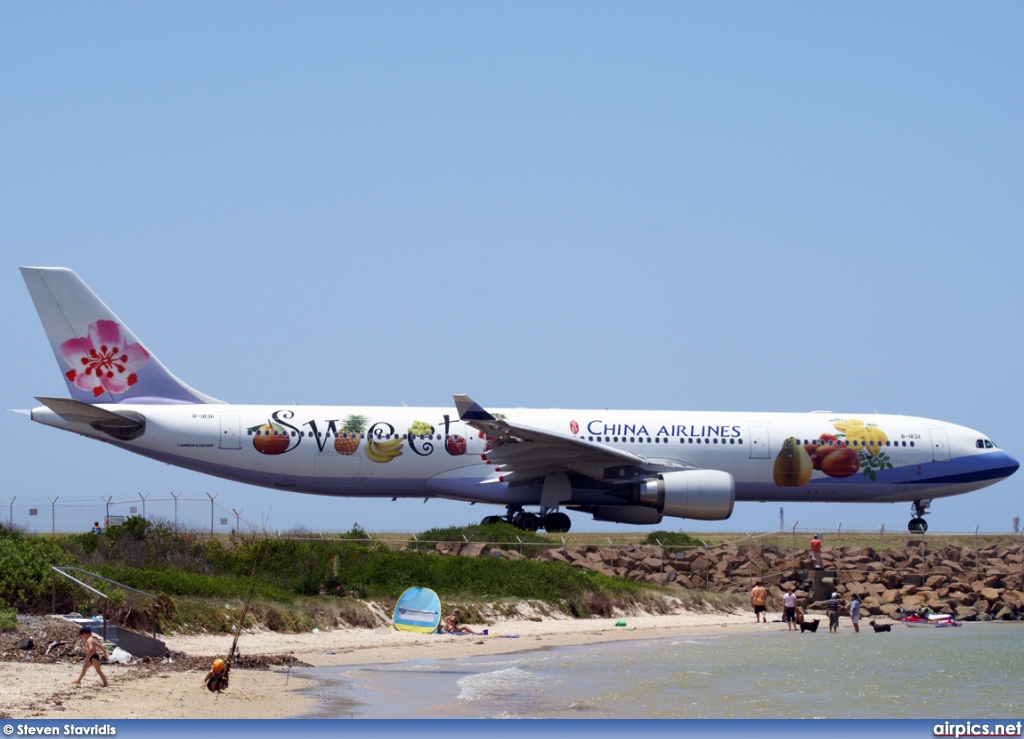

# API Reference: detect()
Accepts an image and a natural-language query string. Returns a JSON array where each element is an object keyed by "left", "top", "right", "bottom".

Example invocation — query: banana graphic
[
  {"left": 365, "top": 437, "right": 404, "bottom": 463},
  {"left": 833, "top": 419, "right": 888, "bottom": 457}
]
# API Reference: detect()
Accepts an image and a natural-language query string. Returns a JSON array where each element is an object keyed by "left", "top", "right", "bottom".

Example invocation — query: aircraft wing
[{"left": 454, "top": 394, "right": 693, "bottom": 485}]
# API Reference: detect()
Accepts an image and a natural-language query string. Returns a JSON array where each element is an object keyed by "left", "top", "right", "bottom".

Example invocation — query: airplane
[{"left": 19, "top": 267, "right": 1019, "bottom": 535}]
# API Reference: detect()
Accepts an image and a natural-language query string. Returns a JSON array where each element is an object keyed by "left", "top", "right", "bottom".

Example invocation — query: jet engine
[{"left": 632, "top": 469, "right": 735, "bottom": 521}]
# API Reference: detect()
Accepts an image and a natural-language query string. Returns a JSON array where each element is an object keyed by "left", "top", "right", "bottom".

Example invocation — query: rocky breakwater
[{"left": 434, "top": 538, "right": 1024, "bottom": 621}]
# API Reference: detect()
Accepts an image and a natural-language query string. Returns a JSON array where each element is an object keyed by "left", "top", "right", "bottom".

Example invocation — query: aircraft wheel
[
  {"left": 908, "top": 517, "right": 928, "bottom": 533},
  {"left": 515, "top": 513, "right": 540, "bottom": 532},
  {"left": 481, "top": 515, "right": 503, "bottom": 526},
  {"left": 543, "top": 512, "right": 571, "bottom": 533}
]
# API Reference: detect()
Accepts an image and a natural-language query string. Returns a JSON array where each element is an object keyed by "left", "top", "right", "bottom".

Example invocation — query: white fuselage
[{"left": 30, "top": 403, "right": 1018, "bottom": 512}]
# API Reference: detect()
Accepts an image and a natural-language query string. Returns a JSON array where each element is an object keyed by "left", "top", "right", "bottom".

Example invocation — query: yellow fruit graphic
[
  {"left": 365, "top": 436, "right": 403, "bottom": 463},
  {"left": 334, "top": 414, "right": 367, "bottom": 455},
  {"left": 834, "top": 419, "right": 888, "bottom": 457},
  {"left": 773, "top": 437, "right": 813, "bottom": 487}
]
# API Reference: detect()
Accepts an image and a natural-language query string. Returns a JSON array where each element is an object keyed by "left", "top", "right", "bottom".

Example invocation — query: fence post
[
  {"left": 171, "top": 492, "right": 181, "bottom": 527},
  {"left": 790, "top": 521, "right": 799, "bottom": 550},
  {"left": 974, "top": 525, "right": 980, "bottom": 584},
  {"left": 7, "top": 496, "right": 15, "bottom": 526},
  {"left": 701, "top": 539, "right": 709, "bottom": 591},
  {"left": 206, "top": 493, "right": 217, "bottom": 535},
  {"left": 232, "top": 508, "right": 243, "bottom": 532},
  {"left": 139, "top": 492, "right": 149, "bottom": 520},
  {"left": 879, "top": 524, "right": 885, "bottom": 551},
  {"left": 48, "top": 496, "right": 59, "bottom": 535},
  {"left": 836, "top": 523, "right": 842, "bottom": 585},
  {"left": 745, "top": 532, "right": 752, "bottom": 587},
  {"left": 1019, "top": 528, "right": 1023, "bottom": 590}
]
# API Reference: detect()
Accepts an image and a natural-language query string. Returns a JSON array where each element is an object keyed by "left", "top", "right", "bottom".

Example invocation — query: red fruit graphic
[
  {"left": 820, "top": 446, "right": 861, "bottom": 478},
  {"left": 446, "top": 435, "right": 467, "bottom": 456},
  {"left": 253, "top": 422, "right": 289, "bottom": 455}
]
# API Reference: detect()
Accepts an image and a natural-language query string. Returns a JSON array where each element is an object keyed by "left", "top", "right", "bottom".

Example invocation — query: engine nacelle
[{"left": 634, "top": 469, "right": 735, "bottom": 521}]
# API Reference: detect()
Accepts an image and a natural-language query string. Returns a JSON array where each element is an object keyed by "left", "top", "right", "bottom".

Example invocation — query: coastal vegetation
[
  {"left": 0, "top": 518, "right": 688, "bottom": 635},
  {"left": 5, "top": 518, "right": 1017, "bottom": 636}
]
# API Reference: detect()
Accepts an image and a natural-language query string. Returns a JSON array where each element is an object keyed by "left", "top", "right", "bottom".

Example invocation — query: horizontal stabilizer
[{"left": 35, "top": 396, "right": 146, "bottom": 440}]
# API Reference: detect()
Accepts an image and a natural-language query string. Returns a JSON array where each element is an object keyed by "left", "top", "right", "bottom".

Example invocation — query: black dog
[
  {"left": 799, "top": 619, "right": 820, "bottom": 633},
  {"left": 869, "top": 620, "right": 891, "bottom": 633}
]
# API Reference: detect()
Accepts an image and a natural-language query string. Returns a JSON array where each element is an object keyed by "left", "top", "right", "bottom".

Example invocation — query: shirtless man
[
  {"left": 750, "top": 581, "right": 768, "bottom": 623},
  {"left": 73, "top": 626, "right": 109, "bottom": 687}
]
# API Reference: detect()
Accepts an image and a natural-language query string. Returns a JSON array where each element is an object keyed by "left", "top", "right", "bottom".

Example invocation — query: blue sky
[{"left": 3, "top": 3, "right": 1021, "bottom": 536}]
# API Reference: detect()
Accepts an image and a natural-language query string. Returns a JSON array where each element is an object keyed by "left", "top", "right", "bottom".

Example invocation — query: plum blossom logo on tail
[{"left": 59, "top": 320, "right": 149, "bottom": 398}]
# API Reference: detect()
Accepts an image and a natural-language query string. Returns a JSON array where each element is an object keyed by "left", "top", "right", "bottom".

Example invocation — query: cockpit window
[
  {"left": 978, "top": 439, "right": 996, "bottom": 449},
  {"left": 985, "top": 440, "right": 995, "bottom": 449}
]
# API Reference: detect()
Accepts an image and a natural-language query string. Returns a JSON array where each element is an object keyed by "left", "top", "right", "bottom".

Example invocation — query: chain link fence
[{"left": 3, "top": 494, "right": 261, "bottom": 535}]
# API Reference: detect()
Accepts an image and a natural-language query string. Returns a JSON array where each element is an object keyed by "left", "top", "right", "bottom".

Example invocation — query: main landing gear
[
  {"left": 480, "top": 505, "right": 572, "bottom": 533},
  {"left": 908, "top": 499, "right": 931, "bottom": 533}
]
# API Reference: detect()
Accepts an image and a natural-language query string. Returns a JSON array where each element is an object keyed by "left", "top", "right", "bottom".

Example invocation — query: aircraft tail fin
[{"left": 20, "top": 267, "right": 223, "bottom": 405}]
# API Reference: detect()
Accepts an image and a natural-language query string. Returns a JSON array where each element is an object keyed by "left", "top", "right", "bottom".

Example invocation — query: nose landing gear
[{"left": 908, "top": 500, "right": 931, "bottom": 533}]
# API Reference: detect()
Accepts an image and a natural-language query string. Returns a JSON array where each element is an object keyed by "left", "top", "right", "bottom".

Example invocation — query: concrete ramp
[{"left": 112, "top": 626, "right": 167, "bottom": 658}]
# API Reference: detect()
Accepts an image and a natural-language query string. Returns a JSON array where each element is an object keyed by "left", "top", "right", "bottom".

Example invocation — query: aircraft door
[
  {"left": 928, "top": 428, "right": 951, "bottom": 462},
  {"left": 748, "top": 425, "right": 771, "bottom": 459},
  {"left": 219, "top": 414, "right": 241, "bottom": 450}
]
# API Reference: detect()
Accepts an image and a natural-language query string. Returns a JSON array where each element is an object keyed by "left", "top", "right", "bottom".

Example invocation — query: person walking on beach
[
  {"left": 849, "top": 593, "right": 861, "bottom": 633},
  {"left": 826, "top": 592, "right": 842, "bottom": 633},
  {"left": 750, "top": 581, "right": 768, "bottom": 623},
  {"left": 782, "top": 588, "right": 798, "bottom": 631},
  {"left": 73, "top": 626, "right": 109, "bottom": 688},
  {"left": 810, "top": 534, "right": 823, "bottom": 569}
]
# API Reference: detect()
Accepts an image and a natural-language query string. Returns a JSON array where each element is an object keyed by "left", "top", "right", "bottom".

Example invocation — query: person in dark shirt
[{"left": 826, "top": 592, "right": 842, "bottom": 633}]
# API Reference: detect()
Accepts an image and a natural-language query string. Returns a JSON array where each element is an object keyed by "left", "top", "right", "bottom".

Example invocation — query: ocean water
[{"left": 298, "top": 622, "right": 1024, "bottom": 719}]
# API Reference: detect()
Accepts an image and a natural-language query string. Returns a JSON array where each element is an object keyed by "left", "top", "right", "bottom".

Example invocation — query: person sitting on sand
[
  {"left": 73, "top": 626, "right": 108, "bottom": 688},
  {"left": 442, "top": 609, "right": 478, "bottom": 635},
  {"left": 203, "top": 658, "right": 229, "bottom": 693}
]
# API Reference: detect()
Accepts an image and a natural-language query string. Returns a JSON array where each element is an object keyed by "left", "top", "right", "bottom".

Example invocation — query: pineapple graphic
[{"left": 334, "top": 414, "right": 367, "bottom": 455}]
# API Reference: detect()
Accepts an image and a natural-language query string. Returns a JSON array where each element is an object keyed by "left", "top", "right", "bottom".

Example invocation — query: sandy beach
[{"left": 0, "top": 607, "right": 768, "bottom": 719}]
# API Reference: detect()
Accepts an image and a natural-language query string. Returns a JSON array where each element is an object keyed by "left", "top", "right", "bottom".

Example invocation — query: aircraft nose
[{"left": 1001, "top": 451, "right": 1020, "bottom": 478}]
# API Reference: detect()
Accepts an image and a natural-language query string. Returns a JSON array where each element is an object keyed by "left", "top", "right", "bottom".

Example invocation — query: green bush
[
  {"left": 0, "top": 601, "right": 18, "bottom": 632},
  {"left": 416, "top": 522, "right": 550, "bottom": 548},
  {"left": 642, "top": 530, "right": 699, "bottom": 547},
  {"left": 0, "top": 535, "right": 72, "bottom": 609}
]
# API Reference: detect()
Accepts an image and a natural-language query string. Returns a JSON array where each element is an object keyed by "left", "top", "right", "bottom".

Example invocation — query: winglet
[{"left": 453, "top": 394, "right": 495, "bottom": 422}]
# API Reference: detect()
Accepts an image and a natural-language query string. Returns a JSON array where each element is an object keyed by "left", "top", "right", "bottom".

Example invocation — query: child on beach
[{"left": 73, "top": 626, "right": 109, "bottom": 688}]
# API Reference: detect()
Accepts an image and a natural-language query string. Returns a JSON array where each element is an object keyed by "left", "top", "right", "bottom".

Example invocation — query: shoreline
[{"left": 1, "top": 608, "right": 775, "bottom": 719}]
